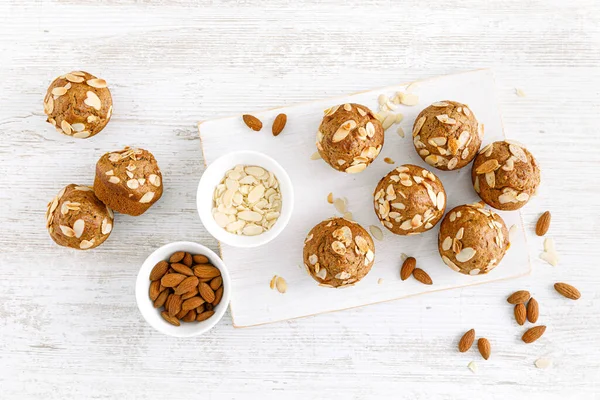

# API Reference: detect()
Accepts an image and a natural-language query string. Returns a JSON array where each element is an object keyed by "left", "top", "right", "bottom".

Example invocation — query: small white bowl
[
  {"left": 135, "top": 241, "right": 231, "bottom": 337},
  {"left": 197, "top": 150, "right": 294, "bottom": 248}
]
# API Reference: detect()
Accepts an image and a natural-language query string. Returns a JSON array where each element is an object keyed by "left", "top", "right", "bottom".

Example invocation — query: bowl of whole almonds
[
  {"left": 197, "top": 150, "right": 294, "bottom": 248},
  {"left": 136, "top": 241, "right": 231, "bottom": 337}
]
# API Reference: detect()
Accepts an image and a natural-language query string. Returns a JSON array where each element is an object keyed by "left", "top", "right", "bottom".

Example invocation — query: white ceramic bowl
[
  {"left": 135, "top": 241, "right": 231, "bottom": 337},
  {"left": 197, "top": 150, "right": 294, "bottom": 248}
]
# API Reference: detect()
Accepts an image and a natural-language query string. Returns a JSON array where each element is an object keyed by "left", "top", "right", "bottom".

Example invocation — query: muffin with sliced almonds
[
  {"left": 316, "top": 103, "right": 384, "bottom": 173},
  {"left": 303, "top": 217, "right": 375, "bottom": 288}
]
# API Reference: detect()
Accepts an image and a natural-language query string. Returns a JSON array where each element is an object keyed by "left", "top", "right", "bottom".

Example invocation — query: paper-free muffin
[
  {"left": 438, "top": 202, "right": 509, "bottom": 276},
  {"left": 412, "top": 100, "right": 482, "bottom": 170},
  {"left": 316, "top": 103, "right": 384, "bottom": 173},
  {"left": 373, "top": 164, "right": 446, "bottom": 235},
  {"left": 45, "top": 184, "right": 114, "bottom": 250},
  {"left": 94, "top": 147, "right": 163, "bottom": 216},
  {"left": 471, "top": 140, "right": 540, "bottom": 210},
  {"left": 303, "top": 217, "right": 375, "bottom": 288},
  {"left": 43, "top": 71, "right": 113, "bottom": 139}
]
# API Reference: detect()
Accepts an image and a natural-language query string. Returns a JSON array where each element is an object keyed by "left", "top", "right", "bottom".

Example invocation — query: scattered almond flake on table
[
  {"left": 333, "top": 197, "right": 346, "bottom": 213},
  {"left": 400, "top": 253, "right": 408, "bottom": 262},
  {"left": 396, "top": 126, "right": 405, "bottom": 138},
  {"left": 535, "top": 358, "right": 552, "bottom": 369},
  {"left": 369, "top": 225, "right": 384, "bottom": 241},
  {"left": 269, "top": 275, "right": 278, "bottom": 290},
  {"left": 397, "top": 92, "right": 419, "bottom": 106},
  {"left": 508, "top": 224, "right": 518, "bottom": 242},
  {"left": 377, "top": 278, "right": 384, "bottom": 285},
  {"left": 275, "top": 276, "right": 287, "bottom": 293},
  {"left": 343, "top": 212, "right": 353, "bottom": 221},
  {"left": 515, "top": 88, "right": 526, "bottom": 97},
  {"left": 384, "top": 157, "right": 395, "bottom": 164},
  {"left": 310, "top": 151, "right": 322, "bottom": 160},
  {"left": 327, "top": 192, "right": 333, "bottom": 204},
  {"left": 468, "top": 361, "right": 478, "bottom": 373},
  {"left": 540, "top": 237, "right": 559, "bottom": 266}
]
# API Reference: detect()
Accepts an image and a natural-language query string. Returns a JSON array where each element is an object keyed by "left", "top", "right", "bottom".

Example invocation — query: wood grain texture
[{"left": 1, "top": 0, "right": 599, "bottom": 398}]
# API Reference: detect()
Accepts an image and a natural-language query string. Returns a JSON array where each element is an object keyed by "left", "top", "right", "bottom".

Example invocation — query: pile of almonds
[
  {"left": 458, "top": 329, "right": 491, "bottom": 360},
  {"left": 149, "top": 251, "right": 224, "bottom": 326},
  {"left": 400, "top": 256, "right": 433, "bottom": 285}
]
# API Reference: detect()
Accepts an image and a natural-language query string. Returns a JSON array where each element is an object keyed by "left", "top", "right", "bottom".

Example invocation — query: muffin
[
  {"left": 438, "top": 202, "right": 509, "bottom": 275},
  {"left": 303, "top": 217, "right": 375, "bottom": 288},
  {"left": 316, "top": 103, "right": 384, "bottom": 173},
  {"left": 471, "top": 140, "right": 540, "bottom": 210},
  {"left": 373, "top": 164, "right": 446, "bottom": 235},
  {"left": 412, "top": 100, "right": 482, "bottom": 170},
  {"left": 43, "top": 71, "right": 112, "bottom": 139},
  {"left": 45, "top": 184, "right": 114, "bottom": 250},
  {"left": 94, "top": 147, "right": 163, "bottom": 216}
]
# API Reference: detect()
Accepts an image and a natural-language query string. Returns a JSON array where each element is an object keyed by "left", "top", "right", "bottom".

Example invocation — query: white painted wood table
[{"left": 1, "top": 1, "right": 599, "bottom": 399}]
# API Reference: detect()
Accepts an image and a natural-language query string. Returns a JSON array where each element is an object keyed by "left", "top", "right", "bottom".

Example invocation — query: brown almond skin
[
  {"left": 210, "top": 276, "right": 223, "bottom": 290},
  {"left": 153, "top": 289, "right": 169, "bottom": 308},
  {"left": 413, "top": 268, "right": 432, "bottom": 285},
  {"left": 161, "top": 311, "right": 180, "bottom": 326},
  {"left": 205, "top": 303, "right": 214, "bottom": 311},
  {"left": 514, "top": 303, "right": 526, "bottom": 325},
  {"left": 193, "top": 265, "right": 221, "bottom": 279},
  {"left": 149, "top": 260, "right": 169, "bottom": 281},
  {"left": 161, "top": 273, "right": 186, "bottom": 288},
  {"left": 401, "top": 257, "right": 416, "bottom": 281},
  {"left": 175, "top": 309, "right": 188, "bottom": 320},
  {"left": 170, "top": 263, "right": 194, "bottom": 276},
  {"left": 527, "top": 298, "right": 539, "bottom": 323},
  {"left": 182, "top": 310, "right": 196, "bottom": 322},
  {"left": 174, "top": 276, "right": 200, "bottom": 295},
  {"left": 535, "top": 211, "right": 551, "bottom": 236},
  {"left": 169, "top": 251, "right": 185, "bottom": 263},
  {"left": 196, "top": 304, "right": 205, "bottom": 314},
  {"left": 554, "top": 282, "right": 581, "bottom": 300},
  {"left": 213, "top": 286, "right": 224, "bottom": 306},
  {"left": 477, "top": 338, "right": 491, "bottom": 360},
  {"left": 181, "top": 288, "right": 199, "bottom": 300},
  {"left": 199, "top": 282, "right": 216, "bottom": 303},
  {"left": 182, "top": 252, "right": 193, "bottom": 267},
  {"left": 192, "top": 254, "right": 209, "bottom": 264},
  {"left": 272, "top": 113, "right": 287, "bottom": 136},
  {"left": 196, "top": 310, "right": 215, "bottom": 322},
  {"left": 149, "top": 280, "right": 161, "bottom": 301},
  {"left": 182, "top": 296, "right": 205, "bottom": 311},
  {"left": 507, "top": 290, "right": 530, "bottom": 304},
  {"left": 243, "top": 114, "right": 263, "bottom": 131},
  {"left": 458, "top": 329, "right": 475, "bottom": 352},
  {"left": 522, "top": 325, "right": 546, "bottom": 343},
  {"left": 167, "top": 294, "right": 182, "bottom": 317}
]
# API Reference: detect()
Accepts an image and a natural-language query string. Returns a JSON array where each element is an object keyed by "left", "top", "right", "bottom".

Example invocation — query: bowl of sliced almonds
[
  {"left": 197, "top": 150, "right": 294, "bottom": 248},
  {"left": 135, "top": 241, "right": 231, "bottom": 337}
]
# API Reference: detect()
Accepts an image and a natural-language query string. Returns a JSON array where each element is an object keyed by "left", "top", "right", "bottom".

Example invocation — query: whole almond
[
  {"left": 193, "top": 265, "right": 221, "bottom": 279},
  {"left": 149, "top": 260, "right": 169, "bottom": 281},
  {"left": 243, "top": 114, "right": 263, "bottom": 131},
  {"left": 153, "top": 288, "right": 169, "bottom": 308},
  {"left": 210, "top": 276, "right": 223, "bottom": 290},
  {"left": 182, "top": 310, "right": 196, "bottom": 322},
  {"left": 213, "top": 286, "right": 224, "bottom": 306},
  {"left": 161, "top": 311, "right": 180, "bottom": 326},
  {"left": 458, "top": 329, "right": 475, "bottom": 352},
  {"left": 196, "top": 304, "right": 205, "bottom": 314},
  {"left": 182, "top": 296, "right": 205, "bottom": 311},
  {"left": 413, "top": 268, "right": 432, "bottom": 285},
  {"left": 535, "top": 211, "right": 551, "bottom": 236},
  {"left": 522, "top": 325, "right": 546, "bottom": 343},
  {"left": 401, "top": 257, "right": 416, "bottom": 281},
  {"left": 205, "top": 303, "right": 214, "bottom": 311},
  {"left": 507, "top": 290, "right": 530, "bottom": 304},
  {"left": 168, "top": 294, "right": 182, "bottom": 317},
  {"left": 527, "top": 298, "right": 539, "bottom": 323},
  {"left": 477, "top": 338, "right": 491, "bottom": 360},
  {"left": 554, "top": 282, "right": 581, "bottom": 300},
  {"left": 149, "top": 280, "right": 161, "bottom": 301},
  {"left": 182, "top": 252, "right": 193, "bottom": 267},
  {"left": 175, "top": 309, "right": 188, "bottom": 320},
  {"left": 161, "top": 273, "right": 186, "bottom": 288},
  {"left": 196, "top": 310, "right": 215, "bottom": 322},
  {"left": 169, "top": 251, "right": 185, "bottom": 263},
  {"left": 272, "top": 113, "right": 287, "bottom": 136},
  {"left": 192, "top": 254, "right": 209, "bottom": 264},
  {"left": 174, "top": 276, "right": 199, "bottom": 295},
  {"left": 171, "top": 263, "right": 194, "bottom": 276},
  {"left": 181, "top": 288, "right": 199, "bottom": 300},
  {"left": 199, "top": 282, "right": 216, "bottom": 303},
  {"left": 514, "top": 303, "right": 526, "bottom": 325}
]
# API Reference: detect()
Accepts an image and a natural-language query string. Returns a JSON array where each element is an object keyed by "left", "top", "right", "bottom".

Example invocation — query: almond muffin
[
  {"left": 438, "top": 202, "right": 509, "bottom": 276},
  {"left": 303, "top": 217, "right": 375, "bottom": 288},
  {"left": 373, "top": 164, "right": 446, "bottom": 235},
  {"left": 45, "top": 184, "right": 114, "bottom": 250},
  {"left": 94, "top": 147, "right": 163, "bottom": 216},
  {"left": 471, "top": 140, "right": 540, "bottom": 210},
  {"left": 43, "top": 71, "right": 112, "bottom": 139},
  {"left": 412, "top": 100, "right": 482, "bottom": 170},
  {"left": 316, "top": 103, "right": 384, "bottom": 173}
]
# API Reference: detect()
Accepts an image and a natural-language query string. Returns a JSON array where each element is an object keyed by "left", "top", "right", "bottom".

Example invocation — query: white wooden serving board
[{"left": 198, "top": 69, "right": 531, "bottom": 328}]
